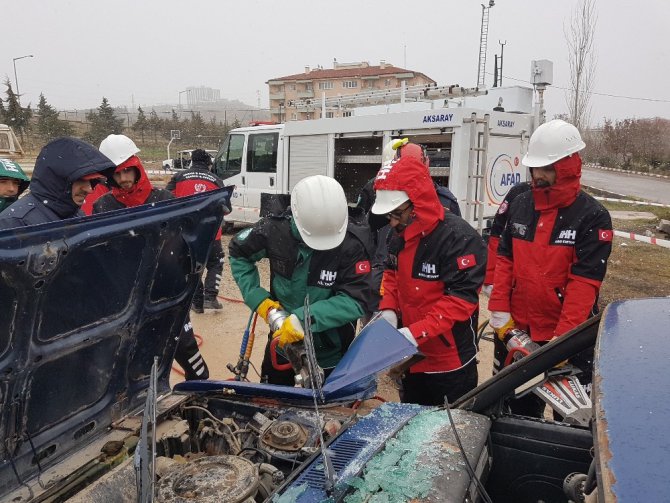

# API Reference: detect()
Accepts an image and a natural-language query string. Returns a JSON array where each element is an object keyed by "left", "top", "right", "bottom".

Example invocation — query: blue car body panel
[
  {"left": 594, "top": 298, "right": 670, "bottom": 502},
  {"left": 0, "top": 191, "right": 228, "bottom": 497},
  {"left": 174, "top": 319, "right": 419, "bottom": 403}
]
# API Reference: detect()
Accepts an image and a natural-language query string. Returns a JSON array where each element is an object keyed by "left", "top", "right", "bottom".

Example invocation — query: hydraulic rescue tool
[
  {"left": 501, "top": 328, "right": 592, "bottom": 426},
  {"left": 268, "top": 307, "right": 324, "bottom": 388}
]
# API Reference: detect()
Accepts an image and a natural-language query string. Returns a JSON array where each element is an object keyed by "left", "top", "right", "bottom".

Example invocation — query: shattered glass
[{"left": 344, "top": 409, "right": 454, "bottom": 502}]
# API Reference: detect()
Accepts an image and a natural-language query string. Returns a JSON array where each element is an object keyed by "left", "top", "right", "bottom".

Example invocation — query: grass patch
[{"left": 600, "top": 237, "right": 670, "bottom": 306}]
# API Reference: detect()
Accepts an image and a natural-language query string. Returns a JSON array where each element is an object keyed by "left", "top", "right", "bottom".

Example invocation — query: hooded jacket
[
  {"left": 92, "top": 155, "right": 172, "bottom": 213},
  {"left": 0, "top": 158, "right": 30, "bottom": 213},
  {"left": 488, "top": 153, "right": 613, "bottom": 340},
  {"left": 0, "top": 137, "right": 115, "bottom": 229},
  {"left": 375, "top": 157, "right": 486, "bottom": 373}
]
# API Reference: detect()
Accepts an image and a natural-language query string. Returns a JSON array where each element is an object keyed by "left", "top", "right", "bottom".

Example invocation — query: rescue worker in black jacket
[
  {"left": 230, "top": 175, "right": 372, "bottom": 385},
  {"left": 95, "top": 134, "right": 208, "bottom": 381},
  {"left": 166, "top": 149, "right": 230, "bottom": 312},
  {"left": 0, "top": 137, "right": 115, "bottom": 229}
]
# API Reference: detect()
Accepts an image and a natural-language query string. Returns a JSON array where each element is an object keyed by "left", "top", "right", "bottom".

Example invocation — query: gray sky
[{"left": 2, "top": 0, "right": 668, "bottom": 124}]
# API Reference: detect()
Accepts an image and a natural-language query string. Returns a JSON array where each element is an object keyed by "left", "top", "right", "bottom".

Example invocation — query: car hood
[
  {"left": 174, "top": 319, "right": 419, "bottom": 403},
  {"left": 0, "top": 190, "right": 227, "bottom": 495}
]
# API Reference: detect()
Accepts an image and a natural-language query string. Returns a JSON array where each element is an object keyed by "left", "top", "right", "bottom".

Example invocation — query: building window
[
  {"left": 306, "top": 83, "right": 313, "bottom": 91},
  {"left": 305, "top": 113, "right": 313, "bottom": 120},
  {"left": 342, "top": 80, "right": 358, "bottom": 89},
  {"left": 343, "top": 111, "right": 352, "bottom": 117},
  {"left": 366, "top": 81, "right": 375, "bottom": 89},
  {"left": 318, "top": 81, "right": 333, "bottom": 90},
  {"left": 325, "top": 111, "right": 334, "bottom": 118},
  {"left": 384, "top": 79, "right": 391, "bottom": 87},
  {"left": 290, "top": 84, "right": 297, "bottom": 91},
  {"left": 291, "top": 113, "right": 297, "bottom": 120}
]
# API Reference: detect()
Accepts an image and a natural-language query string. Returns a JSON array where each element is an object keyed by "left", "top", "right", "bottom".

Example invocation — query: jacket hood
[
  {"left": 373, "top": 156, "right": 444, "bottom": 241},
  {"left": 532, "top": 153, "right": 582, "bottom": 210},
  {"left": 109, "top": 155, "right": 154, "bottom": 207},
  {"left": 31, "top": 137, "right": 116, "bottom": 218}
]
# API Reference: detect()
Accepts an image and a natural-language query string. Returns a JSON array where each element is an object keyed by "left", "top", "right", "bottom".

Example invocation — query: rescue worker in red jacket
[
  {"left": 482, "top": 181, "right": 531, "bottom": 297},
  {"left": 166, "top": 149, "right": 230, "bottom": 313},
  {"left": 488, "top": 120, "right": 612, "bottom": 381},
  {"left": 372, "top": 156, "right": 487, "bottom": 406},
  {"left": 95, "top": 134, "right": 209, "bottom": 381}
]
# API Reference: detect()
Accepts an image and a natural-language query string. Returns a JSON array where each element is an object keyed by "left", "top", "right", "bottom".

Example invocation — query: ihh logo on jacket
[
  {"left": 318, "top": 269, "right": 337, "bottom": 287},
  {"left": 418, "top": 262, "right": 439, "bottom": 280},
  {"left": 194, "top": 183, "right": 208, "bottom": 193},
  {"left": 554, "top": 229, "right": 577, "bottom": 245}
]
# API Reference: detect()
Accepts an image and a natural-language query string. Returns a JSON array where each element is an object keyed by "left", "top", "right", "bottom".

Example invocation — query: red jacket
[
  {"left": 484, "top": 182, "right": 531, "bottom": 285},
  {"left": 375, "top": 157, "right": 486, "bottom": 373},
  {"left": 166, "top": 162, "right": 227, "bottom": 240},
  {"left": 489, "top": 154, "right": 613, "bottom": 341}
]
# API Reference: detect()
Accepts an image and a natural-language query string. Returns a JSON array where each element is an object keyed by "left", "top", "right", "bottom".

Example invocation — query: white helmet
[
  {"left": 371, "top": 190, "right": 410, "bottom": 215},
  {"left": 99, "top": 134, "right": 140, "bottom": 166},
  {"left": 381, "top": 138, "right": 409, "bottom": 165},
  {"left": 522, "top": 119, "right": 585, "bottom": 168},
  {"left": 291, "top": 175, "right": 348, "bottom": 250}
]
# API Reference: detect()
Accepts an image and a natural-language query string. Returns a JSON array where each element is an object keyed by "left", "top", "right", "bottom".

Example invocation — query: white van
[{"left": 213, "top": 107, "right": 533, "bottom": 232}]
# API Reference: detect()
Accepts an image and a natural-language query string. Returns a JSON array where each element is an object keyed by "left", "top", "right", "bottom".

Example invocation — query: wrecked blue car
[{"left": 1, "top": 190, "right": 668, "bottom": 502}]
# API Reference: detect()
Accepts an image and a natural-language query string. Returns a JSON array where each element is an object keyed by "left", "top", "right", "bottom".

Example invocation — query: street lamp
[{"left": 13, "top": 54, "right": 34, "bottom": 104}]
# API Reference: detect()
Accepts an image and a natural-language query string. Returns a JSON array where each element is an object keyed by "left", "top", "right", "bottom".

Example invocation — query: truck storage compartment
[{"left": 334, "top": 136, "right": 382, "bottom": 202}]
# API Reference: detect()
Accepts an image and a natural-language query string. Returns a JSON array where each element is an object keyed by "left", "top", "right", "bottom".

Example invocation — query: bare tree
[{"left": 564, "top": 0, "right": 597, "bottom": 131}]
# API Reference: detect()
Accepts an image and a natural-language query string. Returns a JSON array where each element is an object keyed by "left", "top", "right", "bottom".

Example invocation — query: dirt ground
[{"left": 169, "top": 235, "right": 496, "bottom": 402}]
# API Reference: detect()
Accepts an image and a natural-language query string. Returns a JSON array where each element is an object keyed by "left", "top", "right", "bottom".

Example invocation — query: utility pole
[{"left": 498, "top": 40, "right": 506, "bottom": 87}]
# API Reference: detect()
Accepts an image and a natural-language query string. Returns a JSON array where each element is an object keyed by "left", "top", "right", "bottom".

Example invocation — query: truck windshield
[
  {"left": 247, "top": 132, "right": 278, "bottom": 173},
  {"left": 214, "top": 134, "right": 245, "bottom": 179}
]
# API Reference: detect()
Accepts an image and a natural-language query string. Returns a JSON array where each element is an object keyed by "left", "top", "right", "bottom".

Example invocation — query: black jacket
[
  {"left": 0, "top": 137, "right": 115, "bottom": 229},
  {"left": 92, "top": 188, "right": 173, "bottom": 213}
]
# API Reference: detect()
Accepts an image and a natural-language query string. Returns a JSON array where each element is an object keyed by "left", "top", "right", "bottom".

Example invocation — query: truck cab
[{"left": 213, "top": 124, "right": 282, "bottom": 223}]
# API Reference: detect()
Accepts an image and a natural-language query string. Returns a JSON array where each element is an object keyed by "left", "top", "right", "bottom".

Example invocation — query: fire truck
[{"left": 213, "top": 84, "right": 535, "bottom": 233}]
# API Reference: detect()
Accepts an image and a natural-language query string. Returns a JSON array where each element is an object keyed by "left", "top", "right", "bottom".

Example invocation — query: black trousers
[
  {"left": 400, "top": 360, "right": 478, "bottom": 406},
  {"left": 173, "top": 315, "right": 209, "bottom": 380},
  {"left": 193, "top": 239, "right": 225, "bottom": 305}
]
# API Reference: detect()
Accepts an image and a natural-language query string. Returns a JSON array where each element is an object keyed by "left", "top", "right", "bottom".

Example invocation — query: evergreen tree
[
  {"left": 231, "top": 118, "right": 242, "bottom": 129},
  {"left": 0, "top": 98, "right": 5, "bottom": 123},
  {"left": 147, "top": 109, "right": 163, "bottom": 144},
  {"left": 84, "top": 97, "right": 124, "bottom": 146},
  {"left": 132, "top": 106, "right": 148, "bottom": 143},
  {"left": 3, "top": 79, "right": 31, "bottom": 138},
  {"left": 35, "top": 93, "right": 73, "bottom": 141}
]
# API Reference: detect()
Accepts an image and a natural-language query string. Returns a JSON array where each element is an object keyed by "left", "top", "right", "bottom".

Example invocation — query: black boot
[{"left": 204, "top": 297, "right": 223, "bottom": 310}]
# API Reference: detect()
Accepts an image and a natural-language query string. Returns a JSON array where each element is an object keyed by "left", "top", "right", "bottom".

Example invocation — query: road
[{"left": 581, "top": 167, "right": 670, "bottom": 205}]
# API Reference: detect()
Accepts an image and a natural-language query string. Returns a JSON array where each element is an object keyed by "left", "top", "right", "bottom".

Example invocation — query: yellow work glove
[
  {"left": 391, "top": 137, "right": 409, "bottom": 150},
  {"left": 489, "top": 311, "right": 515, "bottom": 341},
  {"left": 256, "top": 298, "right": 282, "bottom": 323},
  {"left": 272, "top": 314, "right": 305, "bottom": 348}
]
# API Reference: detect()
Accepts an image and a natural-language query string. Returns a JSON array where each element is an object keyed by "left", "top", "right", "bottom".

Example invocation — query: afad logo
[{"left": 486, "top": 153, "right": 522, "bottom": 204}]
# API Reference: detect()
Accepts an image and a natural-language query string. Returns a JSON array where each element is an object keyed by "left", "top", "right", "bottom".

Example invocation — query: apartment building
[{"left": 267, "top": 60, "right": 436, "bottom": 122}]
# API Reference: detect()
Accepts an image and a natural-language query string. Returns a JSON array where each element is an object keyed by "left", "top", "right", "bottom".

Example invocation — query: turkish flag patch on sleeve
[
  {"left": 457, "top": 254, "right": 477, "bottom": 270},
  {"left": 598, "top": 229, "right": 613, "bottom": 242},
  {"left": 355, "top": 260, "right": 371, "bottom": 274}
]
